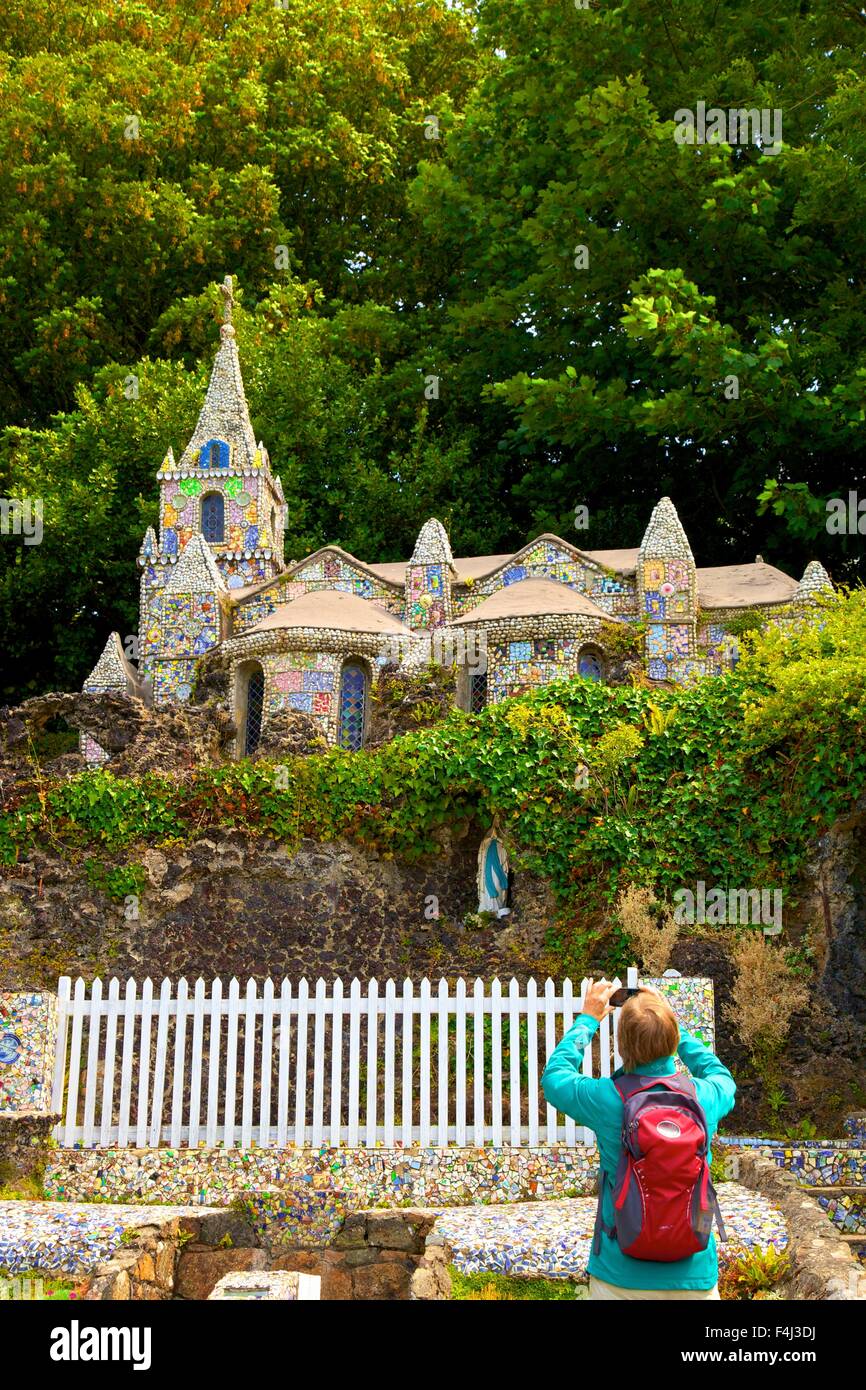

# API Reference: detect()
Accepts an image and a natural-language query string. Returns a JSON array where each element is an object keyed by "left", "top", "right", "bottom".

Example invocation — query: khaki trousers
[{"left": 589, "top": 1275, "right": 721, "bottom": 1301}]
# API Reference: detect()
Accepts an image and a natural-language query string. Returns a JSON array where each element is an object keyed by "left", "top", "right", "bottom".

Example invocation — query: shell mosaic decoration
[{"left": 79, "top": 277, "right": 835, "bottom": 759}]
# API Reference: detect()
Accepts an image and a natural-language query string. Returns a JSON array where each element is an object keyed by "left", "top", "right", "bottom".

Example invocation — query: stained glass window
[
  {"left": 201, "top": 492, "right": 225, "bottom": 543},
  {"left": 469, "top": 672, "right": 488, "bottom": 712},
  {"left": 202, "top": 438, "right": 229, "bottom": 468},
  {"left": 338, "top": 663, "right": 367, "bottom": 751},
  {"left": 578, "top": 650, "right": 603, "bottom": 681},
  {"left": 244, "top": 667, "right": 264, "bottom": 756}
]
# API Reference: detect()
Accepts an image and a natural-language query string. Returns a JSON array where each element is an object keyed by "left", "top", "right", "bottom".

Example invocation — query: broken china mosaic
[
  {"left": 232, "top": 555, "right": 404, "bottom": 636},
  {"left": 264, "top": 651, "right": 338, "bottom": 727},
  {"left": 489, "top": 637, "right": 580, "bottom": 703},
  {"left": 406, "top": 562, "right": 448, "bottom": 629},
  {"left": 454, "top": 541, "right": 636, "bottom": 619}
]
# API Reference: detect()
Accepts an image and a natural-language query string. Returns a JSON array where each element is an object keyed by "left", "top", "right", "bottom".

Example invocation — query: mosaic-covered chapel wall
[{"left": 453, "top": 540, "right": 637, "bottom": 619}]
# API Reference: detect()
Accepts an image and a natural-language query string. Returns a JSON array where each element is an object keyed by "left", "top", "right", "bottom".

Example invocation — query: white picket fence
[{"left": 51, "top": 971, "right": 638, "bottom": 1150}]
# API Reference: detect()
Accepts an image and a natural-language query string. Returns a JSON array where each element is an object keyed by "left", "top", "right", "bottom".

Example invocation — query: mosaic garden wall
[
  {"left": 0, "top": 992, "right": 57, "bottom": 1114},
  {"left": 31, "top": 975, "right": 719, "bottom": 1231}
]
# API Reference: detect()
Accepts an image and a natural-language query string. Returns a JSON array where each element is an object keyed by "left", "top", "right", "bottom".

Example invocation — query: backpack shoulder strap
[{"left": 613, "top": 1073, "right": 697, "bottom": 1102}]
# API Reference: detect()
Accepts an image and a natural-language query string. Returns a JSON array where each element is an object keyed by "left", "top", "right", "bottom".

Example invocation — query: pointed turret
[
  {"left": 83, "top": 631, "right": 141, "bottom": 694},
  {"left": 638, "top": 496, "right": 695, "bottom": 567},
  {"left": 405, "top": 517, "right": 457, "bottom": 630},
  {"left": 795, "top": 559, "right": 833, "bottom": 603},
  {"left": 138, "top": 525, "right": 157, "bottom": 564},
  {"left": 163, "top": 532, "right": 227, "bottom": 595},
  {"left": 173, "top": 278, "right": 257, "bottom": 471},
  {"left": 637, "top": 497, "right": 698, "bottom": 681},
  {"left": 80, "top": 633, "right": 145, "bottom": 765}
]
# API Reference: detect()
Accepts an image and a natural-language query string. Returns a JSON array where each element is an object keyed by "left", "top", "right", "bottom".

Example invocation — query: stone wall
[
  {"left": 45, "top": 1146, "right": 600, "bottom": 1232},
  {"left": 270, "top": 1208, "right": 451, "bottom": 1301},
  {"left": 79, "top": 1207, "right": 266, "bottom": 1301},
  {"left": 720, "top": 1133, "right": 866, "bottom": 1239},
  {"left": 0, "top": 831, "right": 556, "bottom": 987},
  {"left": 74, "top": 1204, "right": 447, "bottom": 1301}
]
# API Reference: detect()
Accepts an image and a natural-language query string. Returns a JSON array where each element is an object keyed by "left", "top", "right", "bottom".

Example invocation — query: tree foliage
[{"left": 3, "top": 0, "right": 866, "bottom": 695}]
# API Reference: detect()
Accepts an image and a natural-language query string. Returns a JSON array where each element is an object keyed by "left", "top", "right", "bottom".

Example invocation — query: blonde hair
[{"left": 618, "top": 990, "right": 679, "bottom": 1071}]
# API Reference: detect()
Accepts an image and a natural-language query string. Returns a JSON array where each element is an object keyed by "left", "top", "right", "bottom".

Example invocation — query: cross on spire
[{"left": 219, "top": 274, "right": 235, "bottom": 325}]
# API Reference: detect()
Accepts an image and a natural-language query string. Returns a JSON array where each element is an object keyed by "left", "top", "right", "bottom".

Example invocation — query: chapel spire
[{"left": 166, "top": 273, "right": 258, "bottom": 473}]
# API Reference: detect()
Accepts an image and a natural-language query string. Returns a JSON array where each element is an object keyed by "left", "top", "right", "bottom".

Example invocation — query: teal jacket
[{"left": 541, "top": 1014, "right": 737, "bottom": 1290}]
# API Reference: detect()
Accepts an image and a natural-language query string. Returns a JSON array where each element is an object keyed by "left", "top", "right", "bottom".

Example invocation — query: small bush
[
  {"left": 615, "top": 884, "right": 678, "bottom": 974},
  {"left": 725, "top": 935, "right": 808, "bottom": 1065},
  {"left": 718, "top": 1243, "right": 789, "bottom": 1300}
]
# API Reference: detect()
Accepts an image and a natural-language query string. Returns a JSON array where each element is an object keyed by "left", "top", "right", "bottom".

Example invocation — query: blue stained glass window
[
  {"left": 202, "top": 438, "right": 230, "bottom": 468},
  {"left": 338, "top": 664, "right": 367, "bottom": 751},
  {"left": 201, "top": 492, "right": 225, "bottom": 543},
  {"left": 578, "top": 651, "right": 603, "bottom": 681}
]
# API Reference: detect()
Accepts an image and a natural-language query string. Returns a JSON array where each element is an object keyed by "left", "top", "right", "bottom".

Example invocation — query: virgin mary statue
[{"left": 477, "top": 825, "right": 510, "bottom": 917}]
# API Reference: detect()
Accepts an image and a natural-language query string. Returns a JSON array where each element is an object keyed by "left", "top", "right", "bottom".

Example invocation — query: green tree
[{"left": 410, "top": 0, "right": 866, "bottom": 572}]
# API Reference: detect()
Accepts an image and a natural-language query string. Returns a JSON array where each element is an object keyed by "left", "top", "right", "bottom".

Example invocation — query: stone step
[
  {"left": 838, "top": 1234, "right": 866, "bottom": 1243},
  {"left": 800, "top": 1185, "right": 866, "bottom": 1194}
]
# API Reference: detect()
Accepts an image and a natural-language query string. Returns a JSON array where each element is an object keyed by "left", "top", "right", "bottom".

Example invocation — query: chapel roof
[
  {"left": 230, "top": 537, "right": 800, "bottom": 611},
  {"left": 696, "top": 562, "right": 799, "bottom": 609},
  {"left": 451, "top": 577, "right": 615, "bottom": 625},
  {"left": 365, "top": 547, "right": 641, "bottom": 585},
  {"left": 246, "top": 589, "right": 412, "bottom": 636}
]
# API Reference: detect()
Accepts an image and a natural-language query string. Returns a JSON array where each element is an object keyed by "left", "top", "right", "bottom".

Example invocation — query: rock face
[
  {"left": 0, "top": 690, "right": 235, "bottom": 781},
  {"left": 803, "top": 811, "right": 866, "bottom": 1039},
  {"left": 366, "top": 663, "right": 456, "bottom": 748},
  {"left": 667, "top": 814, "right": 866, "bottom": 1135},
  {"left": 77, "top": 1207, "right": 265, "bottom": 1302},
  {"left": 0, "top": 688, "right": 349, "bottom": 786},
  {"left": 251, "top": 708, "right": 329, "bottom": 759},
  {"left": 0, "top": 830, "right": 556, "bottom": 987}
]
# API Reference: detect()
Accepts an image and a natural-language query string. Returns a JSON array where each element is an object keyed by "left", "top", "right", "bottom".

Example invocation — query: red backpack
[{"left": 593, "top": 1074, "right": 727, "bottom": 1262}]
